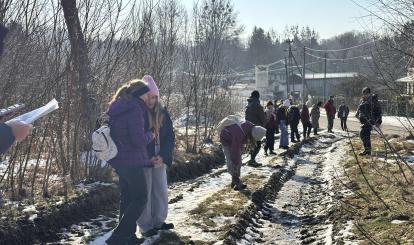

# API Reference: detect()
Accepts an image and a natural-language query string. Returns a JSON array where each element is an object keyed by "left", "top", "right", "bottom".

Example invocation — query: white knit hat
[
  {"left": 251, "top": 126, "right": 266, "bottom": 141},
  {"left": 283, "top": 99, "right": 291, "bottom": 107}
]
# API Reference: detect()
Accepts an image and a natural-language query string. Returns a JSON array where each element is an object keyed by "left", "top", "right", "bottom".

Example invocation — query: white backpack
[
  {"left": 92, "top": 125, "right": 118, "bottom": 161},
  {"left": 216, "top": 115, "right": 245, "bottom": 134}
]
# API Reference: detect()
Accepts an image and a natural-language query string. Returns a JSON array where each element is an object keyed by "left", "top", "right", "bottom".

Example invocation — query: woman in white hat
[{"left": 219, "top": 119, "right": 266, "bottom": 190}]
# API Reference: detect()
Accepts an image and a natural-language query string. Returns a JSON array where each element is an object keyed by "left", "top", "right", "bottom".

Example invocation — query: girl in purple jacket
[{"left": 106, "top": 80, "right": 154, "bottom": 245}]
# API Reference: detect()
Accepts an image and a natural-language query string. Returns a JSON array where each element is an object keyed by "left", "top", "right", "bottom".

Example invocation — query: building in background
[{"left": 292, "top": 72, "right": 359, "bottom": 101}]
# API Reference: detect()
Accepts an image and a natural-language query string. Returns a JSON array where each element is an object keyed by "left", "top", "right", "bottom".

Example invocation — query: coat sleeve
[
  {"left": 128, "top": 106, "right": 152, "bottom": 149},
  {"left": 0, "top": 123, "right": 15, "bottom": 154},
  {"left": 159, "top": 110, "right": 175, "bottom": 167}
]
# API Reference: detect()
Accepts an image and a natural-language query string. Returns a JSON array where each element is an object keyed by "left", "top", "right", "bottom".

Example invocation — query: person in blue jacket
[{"left": 137, "top": 75, "right": 175, "bottom": 238}]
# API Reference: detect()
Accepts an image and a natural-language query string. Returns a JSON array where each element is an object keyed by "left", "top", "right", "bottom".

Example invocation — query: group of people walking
[
  {"left": 245, "top": 90, "right": 326, "bottom": 163},
  {"left": 218, "top": 87, "right": 382, "bottom": 191}
]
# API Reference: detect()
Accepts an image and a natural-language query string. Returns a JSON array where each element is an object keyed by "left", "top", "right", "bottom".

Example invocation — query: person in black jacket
[
  {"left": 337, "top": 102, "right": 349, "bottom": 131},
  {"left": 245, "top": 90, "right": 265, "bottom": 167},
  {"left": 288, "top": 104, "right": 301, "bottom": 142},
  {"left": 355, "top": 87, "right": 382, "bottom": 156}
]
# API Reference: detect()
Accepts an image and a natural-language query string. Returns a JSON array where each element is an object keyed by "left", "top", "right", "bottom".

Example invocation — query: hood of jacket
[{"left": 107, "top": 98, "right": 143, "bottom": 117}]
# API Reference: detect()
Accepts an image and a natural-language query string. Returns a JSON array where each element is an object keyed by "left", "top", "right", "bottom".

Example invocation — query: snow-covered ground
[
  {"left": 321, "top": 109, "right": 414, "bottom": 128},
  {"left": 239, "top": 132, "right": 356, "bottom": 244},
  {"left": 89, "top": 149, "right": 276, "bottom": 245},
  {"left": 382, "top": 115, "right": 414, "bottom": 127},
  {"left": 50, "top": 130, "right": 358, "bottom": 245}
]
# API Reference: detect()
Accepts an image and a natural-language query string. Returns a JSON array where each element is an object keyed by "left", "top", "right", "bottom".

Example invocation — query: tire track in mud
[
  {"left": 224, "top": 133, "right": 349, "bottom": 245},
  {"left": 53, "top": 132, "right": 350, "bottom": 245}
]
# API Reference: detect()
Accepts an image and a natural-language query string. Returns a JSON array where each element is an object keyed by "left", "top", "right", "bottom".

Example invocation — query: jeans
[
  {"left": 279, "top": 120, "right": 289, "bottom": 147},
  {"left": 109, "top": 165, "right": 148, "bottom": 244}
]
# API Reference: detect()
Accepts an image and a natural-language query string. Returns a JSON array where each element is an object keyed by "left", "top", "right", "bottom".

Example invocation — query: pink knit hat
[{"left": 142, "top": 75, "right": 159, "bottom": 96}]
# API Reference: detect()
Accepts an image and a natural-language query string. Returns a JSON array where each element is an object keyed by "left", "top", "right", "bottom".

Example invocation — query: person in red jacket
[{"left": 323, "top": 96, "right": 336, "bottom": 133}]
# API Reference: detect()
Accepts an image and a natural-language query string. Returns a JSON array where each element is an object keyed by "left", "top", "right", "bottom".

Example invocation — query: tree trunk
[{"left": 61, "top": 0, "right": 96, "bottom": 182}]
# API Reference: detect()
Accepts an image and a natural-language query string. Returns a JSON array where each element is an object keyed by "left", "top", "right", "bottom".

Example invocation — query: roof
[
  {"left": 396, "top": 76, "right": 414, "bottom": 83},
  {"left": 296, "top": 72, "right": 359, "bottom": 80}
]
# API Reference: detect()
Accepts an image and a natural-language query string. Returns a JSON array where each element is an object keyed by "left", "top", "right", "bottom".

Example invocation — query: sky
[{"left": 181, "top": 0, "right": 379, "bottom": 40}]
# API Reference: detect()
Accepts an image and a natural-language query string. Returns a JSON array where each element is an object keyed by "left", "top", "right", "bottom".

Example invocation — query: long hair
[
  {"left": 109, "top": 79, "right": 147, "bottom": 105},
  {"left": 148, "top": 97, "right": 165, "bottom": 133}
]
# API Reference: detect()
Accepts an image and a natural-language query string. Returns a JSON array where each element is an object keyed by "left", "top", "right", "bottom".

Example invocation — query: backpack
[
  {"left": 92, "top": 125, "right": 118, "bottom": 161},
  {"left": 216, "top": 115, "right": 244, "bottom": 134}
]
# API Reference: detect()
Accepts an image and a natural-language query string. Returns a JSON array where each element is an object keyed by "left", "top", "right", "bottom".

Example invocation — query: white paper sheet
[{"left": 7, "top": 99, "right": 59, "bottom": 124}]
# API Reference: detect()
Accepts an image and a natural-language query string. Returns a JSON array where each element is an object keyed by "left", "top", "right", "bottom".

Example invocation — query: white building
[{"left": 396, "top": 74, "right": 414, "bottom": 96}]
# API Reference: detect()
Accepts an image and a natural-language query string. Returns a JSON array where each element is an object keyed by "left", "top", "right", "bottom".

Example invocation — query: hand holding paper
[
  {"left": 7, "top": 99, "right": 59, "bottom": 124},
  {"left": 5, "top": 120, "right": 32, "bottom": 142}
]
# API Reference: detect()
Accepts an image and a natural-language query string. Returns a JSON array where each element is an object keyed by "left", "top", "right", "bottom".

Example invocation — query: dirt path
[
  {"left": 52, "top": 132, "right": 355, "bottom": 245},
  {"left": 319, "top": 112, "right": 406, "bottom": 136},
  {"left": 236, "top": 134, "right": 353, "bottom": 244}
]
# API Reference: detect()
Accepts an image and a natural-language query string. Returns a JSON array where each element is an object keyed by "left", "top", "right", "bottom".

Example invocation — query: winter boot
[
  {"left": 233, "top": 177, "right": 247, "bottom": 191},
  {"left": 128, "top": 235, "right": 146, "bottom": 245},
  {"left": 247, "top": 160, "right": 261, "bottom": 167},
  {"left": 231, "top": 177, "right": 238, "bottom": 188},
  {"left": 157, "top": 222, "right": 174, "bottom": 230},
  {"left": 359, "top": 150, "right": 371, "bottom": 156},
  {"left": 141, "top": 229, "right": 158, "bottom": 238}
]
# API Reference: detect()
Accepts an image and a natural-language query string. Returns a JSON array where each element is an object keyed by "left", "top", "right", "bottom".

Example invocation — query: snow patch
[
  {"left": 391, "top": 219, "right": 408, "bottom": 224},
  {"left": 22, "top": 205, "right": 37, "bottom": 213},
  {"left": 75, "top": 181, "right": 113, "bottom": 191}
]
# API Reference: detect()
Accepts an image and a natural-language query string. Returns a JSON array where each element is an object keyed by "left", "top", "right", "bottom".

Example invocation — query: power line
[
  {"left": 264, "top": 59, "right": 285, "bottom": 67},
  {"left": 305, "top": 40, "right": 375, "bottom": 52},
  {"left": 305, "top": 52, "right": 372, "bottom": 61}
]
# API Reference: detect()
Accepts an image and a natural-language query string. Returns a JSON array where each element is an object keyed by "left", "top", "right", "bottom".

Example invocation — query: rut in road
[
  {"left": 51, "top": 132, "right": 353, "bottom": 245},
  {"left": 235, "top": 133, "right": 355, "bottom": 245}
]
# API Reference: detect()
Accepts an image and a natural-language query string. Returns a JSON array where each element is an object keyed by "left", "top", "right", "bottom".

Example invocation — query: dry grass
[{"left": 339, "top": 135, "right": 414, "bottom": 244}]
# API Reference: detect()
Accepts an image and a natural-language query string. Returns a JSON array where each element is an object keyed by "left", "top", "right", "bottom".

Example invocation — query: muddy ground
[{"left": 48, "top": 131, "right": 358, "bottom": 245}]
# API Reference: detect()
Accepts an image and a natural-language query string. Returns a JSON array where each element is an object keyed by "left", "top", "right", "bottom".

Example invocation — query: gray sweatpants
[
  {"left": 223, "top": 145, "right": 241, "bottom": 178},
  {"left": 137, "top": 165, "right": 169, "bottom": 232}
]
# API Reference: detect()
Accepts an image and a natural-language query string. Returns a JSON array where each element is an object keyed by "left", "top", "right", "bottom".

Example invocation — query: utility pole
[
  {"left": 285, "top": 38, "right": 295, "bottom": 99},
  {"left": 289, "top": 42, "right": 293, "bottom": 95},
  {"left": 324, "top": 52, "right": 327, "bottom": 102},
  {"left": 285, "top": 57, "right": 289, "bottom": 98},
  {"left": 302, "top": 46, "right": 306, "bottom": 104}
]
